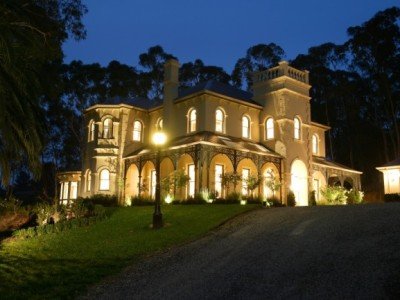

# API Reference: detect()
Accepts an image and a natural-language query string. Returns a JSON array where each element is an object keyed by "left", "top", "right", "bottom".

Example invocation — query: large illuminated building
[{"left": 57, "top": 60, "right": 361, "bottom": 205}]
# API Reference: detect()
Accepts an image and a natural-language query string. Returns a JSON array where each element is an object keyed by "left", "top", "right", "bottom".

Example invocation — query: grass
[{"left": 0, "top": 204, "right": 257, "bottom": 299}]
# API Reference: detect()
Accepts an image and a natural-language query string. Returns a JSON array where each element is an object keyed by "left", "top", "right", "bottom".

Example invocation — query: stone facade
[{"left": 58, "top": 60, "right": 362, "bottom": 206}]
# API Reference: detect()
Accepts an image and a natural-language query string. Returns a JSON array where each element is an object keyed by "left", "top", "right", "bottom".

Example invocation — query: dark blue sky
[{"left": 63, "top": 0, "right": 399, "bottom": 73}]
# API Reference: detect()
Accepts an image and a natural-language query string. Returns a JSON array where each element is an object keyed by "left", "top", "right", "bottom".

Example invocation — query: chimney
[{"left": 163, "top": 59, "right": 179, "bottom": 135}]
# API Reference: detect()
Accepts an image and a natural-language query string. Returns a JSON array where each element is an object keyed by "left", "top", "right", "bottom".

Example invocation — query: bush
[
  {"left": 267, "top": 197, "right": 284, "bottom": 207},
  {"left": 182, "top": 193, "right": 207, "bottom": 204},
  {"left": 214, "top": 192, "right": 241, "bottom": 204},
  {"left": 246, "top": 195, "right": 264, "bottom": 204},
  {"left": 131, "top": 195, "right": 154, "bottom": 206},
  {"left": 70, "top": 198, "right": 94, "bottom": 218},
  {"left": 35, "top": 202, "right": 56, "bottom": 225},
  {"left": 346, "top": 189, "right": 364, "bottom": 204},
  {"left": 0, "top": 196, "right": 22, "bottom": 214},
  {"left": 287, "top": 190, "right": 296, "bottom": 207},
  {"left": 309, "top": 190, "right": 317, "bottom": 206},
  {"left": 85, "top": 194, "right": 118, "bottom": 207},
  {"left": 384, "top": 193, "right": 400, "bottom": 202},
  {"left": 320, "top": 186, "right": 347, "bottom": 205}
]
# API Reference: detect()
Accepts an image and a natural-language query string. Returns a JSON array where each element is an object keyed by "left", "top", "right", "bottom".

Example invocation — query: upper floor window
[
  {"left": 157, "top": 118, "right": 163, "bottom": 130},
  {"left": 312, "top": 134, "right": 319, "bottom": 155},
  {"left": 133, "top": 120, "right": 142, "bottom": 141},
  {"left": 89, "top": 121, "right": 95, "bottom": 141},
  {"left": 294, "top": 117, "right": 301, "bottom": 140},
  {"left": 99, "top": 169, "right": 110, "bottom": 191},
  {"left": 266, "top": 118, "right": 274, "bottom": 139},
  {"left": 103, "top": 118, "right": 113, "bottom": 139},
  {"left": 215, "top": 109, "right": 225, "bottom": 133},
  {"left": 242, "top": 115, "right": 250, "bottom": 138},
  {"left": 189, "top": 109, "right": 196, "bottom": 132}
]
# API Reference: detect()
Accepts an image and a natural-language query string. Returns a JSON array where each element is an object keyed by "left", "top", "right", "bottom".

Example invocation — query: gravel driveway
[{"left": 83, "top": 204, "right": 400, "bottom": 299}]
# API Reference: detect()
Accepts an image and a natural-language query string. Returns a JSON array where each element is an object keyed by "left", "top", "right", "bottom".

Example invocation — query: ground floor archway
[{"left": 291, "top": 159, "right": 308, "bottom": 206}]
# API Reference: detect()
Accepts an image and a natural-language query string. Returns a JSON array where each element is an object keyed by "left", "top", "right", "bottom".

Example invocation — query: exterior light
[
  {"left": 240, "top": 199, "right": 247, "bottom": 205},
  {"left": 152, "top": 131, "right": 167, "bottom": 229},
  {"left": 164, "top": 194, "right": 173, "bottom": 204}
]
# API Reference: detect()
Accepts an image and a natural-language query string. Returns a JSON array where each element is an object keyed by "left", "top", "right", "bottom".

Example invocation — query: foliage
[
  {"left": 162, "top": 170, "right": 190, "bottom": 197},
  {"left": 267, "top": 197, "right": 284, "bottom": 207},
  {"left": 0, "top": 196, "right": 22, "bottom": 214},
  {"left": 131, "top": 195, "right": 154, "bottom": 206},
  {"left": 214, "top": 192, "right": 241, "bottom": 204},
  {"left": 287, "top": 190, "right": 296, "bottom": 207},
  {"left": 309, "top": 190, "right": 317, "bottom": 206},
  {"left": 80, "top": 194, "right": 118, "bottom": 207},
  {"left": 35, "top": 202, "right": 57, "bottom": 225},
  {"left": 320, "top": 185, "right": 348, "bottom": 205},
  {"left": 265, "top": 178, "right": 282, "bottom": 195},
  {"left": 220, "top": 172, "right": 242, "bottom": 193},
  {"left": 246, "top": 195, "right": 264, "bottom": 204},
  {"left": 70, "top": 198, "right": 94, "bottom": 218},
  {"left": 243, "top": 175, "right": 262, "bottom": 197},
  {"left": 182, "top": 193, "right": 207, "bottom": 204},
  {"left": 384, "top": 193, "right": 400, "bottom": 202},
  {"left": 346, "top": 189, "right": 364, "bottom": 204}
]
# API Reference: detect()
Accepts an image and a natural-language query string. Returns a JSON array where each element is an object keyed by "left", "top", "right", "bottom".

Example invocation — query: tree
[
  {"left": 0, "top": 0, "right": 87, "bottom": 188},
  {"left": 232, "top": 43, "right": 285, "bottom": 89}
]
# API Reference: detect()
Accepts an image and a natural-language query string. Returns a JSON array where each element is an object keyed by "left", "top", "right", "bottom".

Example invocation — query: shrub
[
  {"left": 182, "top": 193, "right": 207, "bottom": 204},
  {"left": 131, "top": 195, "right": 154, "bottom": 206},
  {"left": 70, "top": 198, "right": 94, "bottom": 218},
  {"left": 267, "top": 197, "right": 284, "bottom": 207},
  {"left": 35, "top": 203, "right": 56, "bottom": 225},
  {"left": 94, "top": 205, "right": 106, "bottom": 218},
  {"left": 320, "top": 185, "right": 347, "bottom": 205},
  {"left": 384, "top": 193, "right": 400, "bottom": 202},
  {"left": 246, "top": 195, "right": 264, "bottom": 204},
  {"left": 85, "top": 194, "right": 118, "bottom": 207},
  {"left": 214, "top": 192, "right": 241, "bottom": 204},
  {"left": 346, "top": 189, "right": 364, "bottom": 204},
  {"left": 309, "top": 190, "right": 317, "bottom": 206},
  {"left": 287, "top": 190, "right": 296, "bottom": 207},
  {"left": 0, "top": 196, "right": 22, "bottom": 214}
]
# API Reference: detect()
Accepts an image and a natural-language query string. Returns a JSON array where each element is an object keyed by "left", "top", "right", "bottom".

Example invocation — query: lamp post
[{"left": 152, "top": 131, "right": 167, "bottom": 229}]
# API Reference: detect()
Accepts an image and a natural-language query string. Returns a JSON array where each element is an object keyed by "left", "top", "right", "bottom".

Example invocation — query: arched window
[
  {"left": 294, "top": 117, "right": 301, "bottom": 140},
  {"left": 242, "top": 115, "right": 250, "bottom": 138},
  {"left": 312, "top": 134, "right": 319, "bottom": 155},
  {"left": 266, "top": 118, "right": 274, "bottom": 139},
  {"left": 157, "top": 118, "right": 163, "bottom": 130},
  {"left": 188, "top": 109, "right": 196, "bottom": 132},
  {"left": 103, "top": 118, "right": 113, "bottom": 138},
  {"left": 89, "top": 121, "right": 95, "bottom": 141},
  {"left": 215, "top": 109, "right": 224, "bottom": 133},
  {"left": 99, "top": 169, "right": 110, "bottom": 191},
  {"left": 133, "top": 120, "right": 142, "bottom": 141},
  {"left": 86, "top": 170, "right": 91, "bottom": 192}
]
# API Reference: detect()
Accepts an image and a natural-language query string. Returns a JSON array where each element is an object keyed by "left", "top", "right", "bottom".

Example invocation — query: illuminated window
[
  {"left": 157, "top": 118, "right": 163, "bottom": 130},
  {"left": 103, "top": 118, "right": 113, "bottom": 138},
  {"left": 151, "top": 170, "right": 156, "bottom": 199},
  {"left": 99, "top": 169, "right": 110, "bottom": 190},
  {"left": 215, "top": 109, "right": 224, "bottom": 133},
  {"left": 59, "top": 182, "right": 64, "bottom": 200},
  {"left": 62, "top": 182, "right": 69, "bottom": 200},
  {"left": 312, "top": 134, "right": 318, "bottom": 155},
  {"left": 70, "top": 182, "right": 78, "bottom": 199},
  {"left": 294, "top": 117, "right": 301, "bottom": 140},
  {"left": 264, "top": 169, "right": 275, "bottom": 199},
  {"left": 133, "top": 120, "right": 142, "bottom": 141},
  {"left": 215, "top": 164, "right": 224, "bottom": 198},
  {"left": 188, "top": 164, "right": 195, "bottom": 197},
  {"left": 89, "top": 121, "right": 95, "bottom": 141},
  {"left": 87, "top": 170, "right": 91, "bottom": 192},
  {"left": 266, "top": 118, "right": 274, "bottom": 139},
  {"left": 189, "top": 109, "right": 196, "bottom": 132},
  {"left": 242, "top": 116, "right": 250, "bottom": 138},
  {"left": 242, "top": 168, "right": 250, "bottom": 195}
]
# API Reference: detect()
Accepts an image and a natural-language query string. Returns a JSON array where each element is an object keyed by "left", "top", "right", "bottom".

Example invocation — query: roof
[
  {"left": 177, "top": 80, "right": 259, "bottom": 106},
  {"left": 101, "top": 96, "right": 162, "bottom": 109},
  {"left": 124, "top": 131, "right": 281, "bottom": 158},
  {"left": 313, "top": 156, "right": 362, "bottom": 174},
  {"left": 376, "top": 157, "right": 400, "bottom": 170}
]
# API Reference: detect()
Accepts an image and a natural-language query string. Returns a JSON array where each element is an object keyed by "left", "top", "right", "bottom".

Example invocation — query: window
[
  {"left": 312, "top": 134, "right": 318, "bottom": 155},
  {"left": 264, "top": 169, "right": 275, "bottom": 199},
  {"left": 157, "top": 118, "right": 163, "bottom": 130},
  {"left": 188, "top": 164, "right": 195, "bottom": 197},
  {"left": 103, "top": 118, "right": 113, "bottom": 138},
  {"left": 62, "top": 182, "right": 69, "bottom": 200},
  {"left": 189, "top": 109, "right": 196, "bottom": 132},
  {"left": 89, "top": 121, "right": 95, "bottom": 141},
  {"left": 133, "top": 120, "right": 142, "bottom": 141},
  {"left": 215, "top": 109, "right": 224, "bottom": 133},
  {"left": 99, "top": 169, "right": 110, "bottom": 190},
  {"left": 87, "top": 170, "right": 91, "bottom": 192},
  {"left": 242, "top": 168, "right": 250, "bottom": 196},
  {"left": 59, "top": 182, "right": 64, "bottom": 200},
  {"left": 294, "top": 117, "right": 301, "bottom": 140},
  {"left": 242, "top": 116, "right": 250, "bottom": 138},
  {"left": 151, "top": 170, "right": 156, "bottom": 199},
  {"left": 266, "top": 118, "right": 274, "bottom": 139},
  {"left": 70, "top": 182, "right": 78, "bottom": 199},
  {"left": 215, "top": 164, "right": 224, "bottom": 198}
]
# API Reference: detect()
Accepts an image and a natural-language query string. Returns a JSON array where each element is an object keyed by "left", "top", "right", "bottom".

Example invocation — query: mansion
[{"left": 58, "top": 60, "right": 362, "bottom": 206}]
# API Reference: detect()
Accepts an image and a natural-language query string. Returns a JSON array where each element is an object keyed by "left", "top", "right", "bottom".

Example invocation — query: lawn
[{"left": 0, "top": 204, "right": 257, "bottom": 299}]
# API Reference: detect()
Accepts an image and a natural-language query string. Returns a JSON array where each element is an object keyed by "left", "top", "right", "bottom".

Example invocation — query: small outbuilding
[{"left": 376, "top": 158, "right": 400, "bottom": 194}]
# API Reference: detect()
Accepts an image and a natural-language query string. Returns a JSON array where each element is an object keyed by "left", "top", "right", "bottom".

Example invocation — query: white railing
[{"left": 252, "top": 61, "right": 309, "bottom": 84}]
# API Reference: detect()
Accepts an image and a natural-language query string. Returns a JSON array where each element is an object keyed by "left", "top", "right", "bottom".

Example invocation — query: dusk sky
[{"left": 63, "top": 0, "right": 399, "bottom": 72}]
